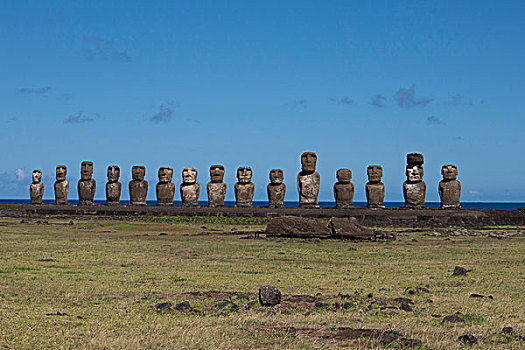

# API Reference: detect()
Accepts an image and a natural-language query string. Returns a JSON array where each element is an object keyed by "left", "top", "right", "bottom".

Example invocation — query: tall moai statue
[
  {"left": 235, "top": 167, "right": 254, "bottom": 207},
  {"left": 403, "top": 153, "right": 426, "bottom": 208},
  {"left": 366, "top": 165, "right": 385, "bottom": 208},
  {"left": 267, "top": 169, "right": 286, "bottom": 208},
  {"left": 129, "top": 166, "right": 148, "bottom": 205},
  {"left": 180, "top": 168, "right": 200, "bottom": 206},
  {"left": 207, "top": 165, "right": 226, "bottom": 207},
  {"left": 297, "top": 152, "right": 320, "bottom": 208},
  {"left": 439, "top": 164, "right": 461, "bottom": 209},
  {"left": 106, "top": 165, "right": 121, "bottom": 205},
  {"left": 29, "top": 169, "right": 44, "bottom": 204},
  {"left": 156, "top": 167, "right": 175, "bottom": 205},
  {"left": 54, "top": 165, "right": 69, "bottom": 204},
  {"left": 78, "top": 161, "right": 96, "bottom": 205},
  {"left": 334, "top": 168, "right": 354, "bottom": 208}
]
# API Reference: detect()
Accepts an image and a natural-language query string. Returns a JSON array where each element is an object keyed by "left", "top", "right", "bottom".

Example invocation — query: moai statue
[
  {"left": 366, "top": 165, "right": 385, "bottom": 208},
  {"left": 129, "top": 166, "right": 148, "bottom": 205},
  {"left": 267, "top": 169, "right": 286, "bottom": 208},
  {"left": 297, "top": 152, "right": 320, "bottom": 208},
  {"left": 106, "top": 165, "right": 121, "bottom": 205},
  {"left": 235, "top": 167, "right": 254, "bottom": 207},
  {"left": 207, "top": 165, "right": 226, "bottom": 207},
  {"left": 29, "top": 170, "right": 44, "bottom": 204},
  {"left": 334, "top": 168, "right": 354, "bottom": 208},
  {"left": 54, "top": 165, "right": 69, "bottom": 204},
  {"left": 156, "top": 167, "right": 175, "bottom": 205},
  {"left": 78, "top": 161, "right": 96, "bottom": 205},
  {"left": 180, "top": 168, "right": 200, "bottom": 206},
  {"left": 439, "top": 164, "right": 461, "bottom": 209},
  {"left": 403, "top": 153, "right": 426, "bottom": 208}
]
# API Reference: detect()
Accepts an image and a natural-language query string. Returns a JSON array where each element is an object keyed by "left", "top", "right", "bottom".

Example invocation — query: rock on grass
[{"left": 259, "top": 286, "right": 281, "bottom": 306}]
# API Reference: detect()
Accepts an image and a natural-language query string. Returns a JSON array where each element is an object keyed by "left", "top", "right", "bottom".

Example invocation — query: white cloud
[{"left": 15, "top": 168, "right": 26, "bottom": 181}]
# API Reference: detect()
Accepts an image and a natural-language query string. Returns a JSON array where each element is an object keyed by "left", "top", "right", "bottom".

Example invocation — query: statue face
[
  {"left": 367, "top": 165, "right": 383, "bottom": 182},
  {"left": 336, "top": 168, "right": 352, "bottom": 183},
  {"left": 158, "top": 167, "right": 173, "bottom": 182},
  {"left": 56, "top": 165, "right": 67, "bottom": 181},
  {"left": 107, "top": 165, "right": 120, "bottom": 182},
  {"left": 210, "top": 165, "right": 225, "bottom": 182},
  {"left": 132, "top": 166, "right": 146, "bottom": 181},
  {"left": 442, "top": 164, "right": 458, "bottom": 180},
  {"left": 269, "top": 169, "right": 284, "bottom": 184},
  {"left": 182, "top": 168, "right": 197, "bottom": 184},
  {"left": 80, "top": 161, "right": 93, "bottom": 180},
  {"left": 237, "top": 167, "right": 252, "bottom": 183},
  {"left": 32, "top": 170, "right": 42, "bottom": 183},
  {"left": 301, "top": 152, "right": 317, "bottom": 172},
  {"left": 406, "top": 165, "right": 424, "bottom": 182}
]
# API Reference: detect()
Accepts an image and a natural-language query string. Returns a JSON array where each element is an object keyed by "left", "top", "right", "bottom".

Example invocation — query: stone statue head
[
  {"left": 336, "top": 168, "right": 352, "bottom": 183},
  {"left": 32, "top": 170, "right": 42, "bottom": 183},
  {"left": 441, "top": 164, "right": 458, "bottom": 180},
  {"left": 209, "top": 165, "right": 225, "bottom": 182},
  {"left": 367, "top": 165, "right": 383, "bottom": 183},
  {"left": 56, "top": 165, "right": 67, "bottom": 182},
  {"left": 80, "top": 161, "right": 94, "bottom": 180},
  {"left": 182, "top": 168, "right": 198, "bottom": 184},
  {"left": 107, "top": 165, "right": 120, "bottom": 182},
  {"left": 406, "top": 165, "right": 424, "bottom": 182},
  {"left": 269, "top": 169, "right": 284, "bottom": 184},
  {"left": 301, "top": 152, "right": 317, "bottom": 172},
  {"left": 158, "top": 167, "right": 173, "bottom": 183},
  {"left": 237, "top": 167, "right": 252, "bottom": 183},
  {"left": 132, "top": 166, "right": 146, "bottom": 181}
]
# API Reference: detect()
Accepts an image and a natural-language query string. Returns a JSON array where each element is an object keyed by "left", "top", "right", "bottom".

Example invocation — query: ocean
[{"left": 0, "top": 199, "right": 523, "bottom": 210}]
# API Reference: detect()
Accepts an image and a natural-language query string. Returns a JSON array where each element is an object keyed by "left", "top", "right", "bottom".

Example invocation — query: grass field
[{"left": 0, "top": 217, "right": 523, "bottom": 349}]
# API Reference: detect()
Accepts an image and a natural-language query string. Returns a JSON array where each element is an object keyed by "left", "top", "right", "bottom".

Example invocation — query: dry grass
[{"left": 0, "top": 217, "right": 523, "bottom": 349}]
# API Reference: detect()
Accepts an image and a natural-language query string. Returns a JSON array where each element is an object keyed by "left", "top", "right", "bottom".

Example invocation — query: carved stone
[
  {"left": 156, "top": 167, "right": 175, "bottom": 205},
  {"left": 267, "top": 169, "right": 286, "bottom": 208},
  {"left": 78, "top": 161, "right": 96, "bottom": 205},
  {"left": 235, "top": 167, "right": 254, "bottom": 207},
  {"left": 54, "top": 165, "right": 68, "bottom": 204},
  {"left": 403, "top": 153, "right": 426, "bottom": 208},
  {"left": 106, "top": 165, "right": 121, "bottom": 205},
  {"left": 29, "top": 169, "right": 44, "bottom": 204},
  {"left": 129, "top": 166, "right": 148, "bottom": 205},
  {"left": 180, "top": 168, "right": 200, "bottom": 206},
  {"left": 366, "top": 165, "right": 385, "bottom": 208},
  {"left": 439, "top": 164, "right": 461, "bottom": 209},
  {"left": 297, "top": 152, "right": 320, "bottom": 208},
  {"left": 207, "top": 165, "right": 226, "bottom": 207},
  {"left": 334, "top": 168, "right": 354, "bottom": 208}
]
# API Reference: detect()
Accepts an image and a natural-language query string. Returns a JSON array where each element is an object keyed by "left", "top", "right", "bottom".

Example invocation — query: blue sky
[{"left": 1, "top": 1, "right": 524, "bottom": 202}]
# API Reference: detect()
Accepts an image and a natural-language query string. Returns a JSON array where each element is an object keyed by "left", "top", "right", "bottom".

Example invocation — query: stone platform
[{"left": 1, "top": 203, "right": 524, "bottom": 228}]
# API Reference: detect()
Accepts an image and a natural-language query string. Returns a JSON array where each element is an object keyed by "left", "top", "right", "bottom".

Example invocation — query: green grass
[{"left": 0, "top": 217, "right": 523, "bottom": 349}]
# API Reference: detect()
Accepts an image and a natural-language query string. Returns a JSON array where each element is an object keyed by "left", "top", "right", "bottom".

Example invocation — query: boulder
[{"left": 259, "top": 286, "right": 282, "bottom": 306}]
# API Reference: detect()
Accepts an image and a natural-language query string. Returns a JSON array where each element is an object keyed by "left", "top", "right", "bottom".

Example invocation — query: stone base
[
  {"left": 368, "top": 204, "right": 385, "bottom": 209},
  {"left": 336, "top": 204, "right": 353, "bottom": 209},
  {"left": 441, "top": 205, "right": 461, "bottom": 209},
  {"left": 131, "top": 202, "right": 147, "bottom": 206},
  {"left": 105, "top": 202, "right": 120, "bottom": 206},
  {"left": 79, "top": 201, "right": 94, "bottom": 205},
  {"left": 269, "top": 204, "right": 284, "bottom": 208},
  {"left": 405, "top": 204, "right": 424, "bottom": 209},
  {"left": 299, "top": 204, "right": 320, "bottom": 209},
  {"left": 236, "top": 203, "right": 253, "bottom": 208}
]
